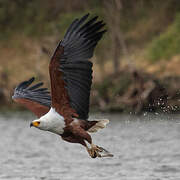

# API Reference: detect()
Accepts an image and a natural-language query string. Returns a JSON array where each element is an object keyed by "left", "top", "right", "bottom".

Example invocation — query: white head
[{"left": 29, "top": 108, "right": 65, "bottom": 135}]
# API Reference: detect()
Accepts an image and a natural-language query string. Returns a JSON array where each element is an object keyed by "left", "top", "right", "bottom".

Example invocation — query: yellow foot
[{"left": 86, "top": 144, "right": 113, "bottom": 158}]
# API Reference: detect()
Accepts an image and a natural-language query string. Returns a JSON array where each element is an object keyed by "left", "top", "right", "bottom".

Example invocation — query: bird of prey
[{"left": 12, "top": 14, "right": 113, "bottom": 158}]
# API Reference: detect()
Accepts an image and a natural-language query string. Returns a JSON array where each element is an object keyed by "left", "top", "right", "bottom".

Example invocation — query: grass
[{"left": 147, "top": 13, "right": 180, "bottom": 62}]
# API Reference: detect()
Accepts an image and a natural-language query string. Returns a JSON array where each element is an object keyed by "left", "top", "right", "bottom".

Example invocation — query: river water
[{"left": 0, "top": 112, "right": 180, "bottom": 180}]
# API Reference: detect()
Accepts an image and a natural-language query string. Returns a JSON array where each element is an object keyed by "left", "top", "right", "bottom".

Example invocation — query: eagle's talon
[
  {"left": 92, "top": 152, "right": 97, "bottom": 158},
  {"left": 87, "top": 144, "right": 103, "bottom": 158},
  {"left": 93, "top": 145, "right": 114, "bottom": 158},
  {"left": 96, "top": 146, "right": 104, "bottom": 152},
  {"left": 86, "top": 144, "right": 113, "bottom": 158}
]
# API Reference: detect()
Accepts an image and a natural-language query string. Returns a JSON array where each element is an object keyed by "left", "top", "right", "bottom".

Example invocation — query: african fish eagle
[{"left": 12, "top": 14, "right": 113, "bottom": 158}]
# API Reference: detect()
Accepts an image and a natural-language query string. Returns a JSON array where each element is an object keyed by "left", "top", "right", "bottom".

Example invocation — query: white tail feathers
[{"left": 88, "top": 119, "right": 109, "bottom": 133}]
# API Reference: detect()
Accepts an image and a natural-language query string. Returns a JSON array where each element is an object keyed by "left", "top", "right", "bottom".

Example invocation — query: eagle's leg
[
  {"left": 85, "top": 143, "right": 103, "bottom": 158},
  {"left": 92, "top": 145, "right": 114, "bottom": 157},
  {"left": 69, "top": 125, "right": 100, "bottom": 158},
  {"left": 69, "top": 125, "right": 113, "bottom": 158},
  {"left": 86, "top": 144, "right": 114, "bottom": 158},
  {"left": 62, "top": 135, "right": 100, "bottom": 158}
]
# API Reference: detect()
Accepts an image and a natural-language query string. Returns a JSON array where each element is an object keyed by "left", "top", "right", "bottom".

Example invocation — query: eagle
[{"left": 12, "top": 14, "right": 113, "bottom": 158}]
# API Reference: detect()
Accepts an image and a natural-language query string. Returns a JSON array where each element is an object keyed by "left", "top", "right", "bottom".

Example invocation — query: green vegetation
[
  {"left": 0, "top": 0, "right": 53, "bottom": 39},
  {"left": 147, "top": 13, "right": 180, "bottom": 62},
  {"left": 0, "top": 0, "right": 103, "bottom": 40},
  {"left": 0, "top": 0, "right": 180, "bottom": 113}
]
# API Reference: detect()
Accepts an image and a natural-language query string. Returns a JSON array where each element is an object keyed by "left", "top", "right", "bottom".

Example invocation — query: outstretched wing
[
  {"left": 12, "top": 77, "right": 51, "bottom": 118},
  {"left": 49, "top": 13, "right": 106, "bottom": 120}
]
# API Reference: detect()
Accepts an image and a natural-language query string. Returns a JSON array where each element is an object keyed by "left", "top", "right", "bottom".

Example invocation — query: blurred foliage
[
  {"left": 0, "top": 0, "right": 180, "bottom": 112},
  {"left": 0, "top": 0, "right": 52, "bottom": 38},
  {"left": 1, "top": 0, "right": 180, "bottom": 62},
  {"left": 0, "top": 0, "right": 103, "bottom": 39},
  {"left": 147, "top": 13, "right": 180, "bottom": 62}
]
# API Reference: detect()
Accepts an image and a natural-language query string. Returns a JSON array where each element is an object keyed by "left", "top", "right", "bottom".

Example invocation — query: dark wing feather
[
  {"left": 12, "top": 77, "right": 51, "bottom": 117},
  {"left": 49, "top": 13, "right": 106, "bottom": 120}
]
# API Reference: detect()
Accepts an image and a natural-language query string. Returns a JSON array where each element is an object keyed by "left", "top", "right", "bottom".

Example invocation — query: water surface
[{"left": 0, "top": 112, "right": 180, "bottom": 180}]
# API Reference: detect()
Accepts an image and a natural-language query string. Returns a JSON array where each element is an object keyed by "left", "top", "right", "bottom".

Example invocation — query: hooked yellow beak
[{"left": 30, "top": 121, "right": 40, "bottom": 128}]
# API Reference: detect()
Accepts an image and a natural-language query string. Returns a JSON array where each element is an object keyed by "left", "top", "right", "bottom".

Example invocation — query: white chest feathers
[{"left": 38, "top": 108, "right": 65, "bottom": 135}]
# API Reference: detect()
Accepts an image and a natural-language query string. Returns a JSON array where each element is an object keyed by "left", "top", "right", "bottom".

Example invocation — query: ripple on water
[
  {"left": 154, "top": 165, "right": 179, "bottom": 173},
  {"left": 0, "top": 113, "right": 180, "bottom": 180}
]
